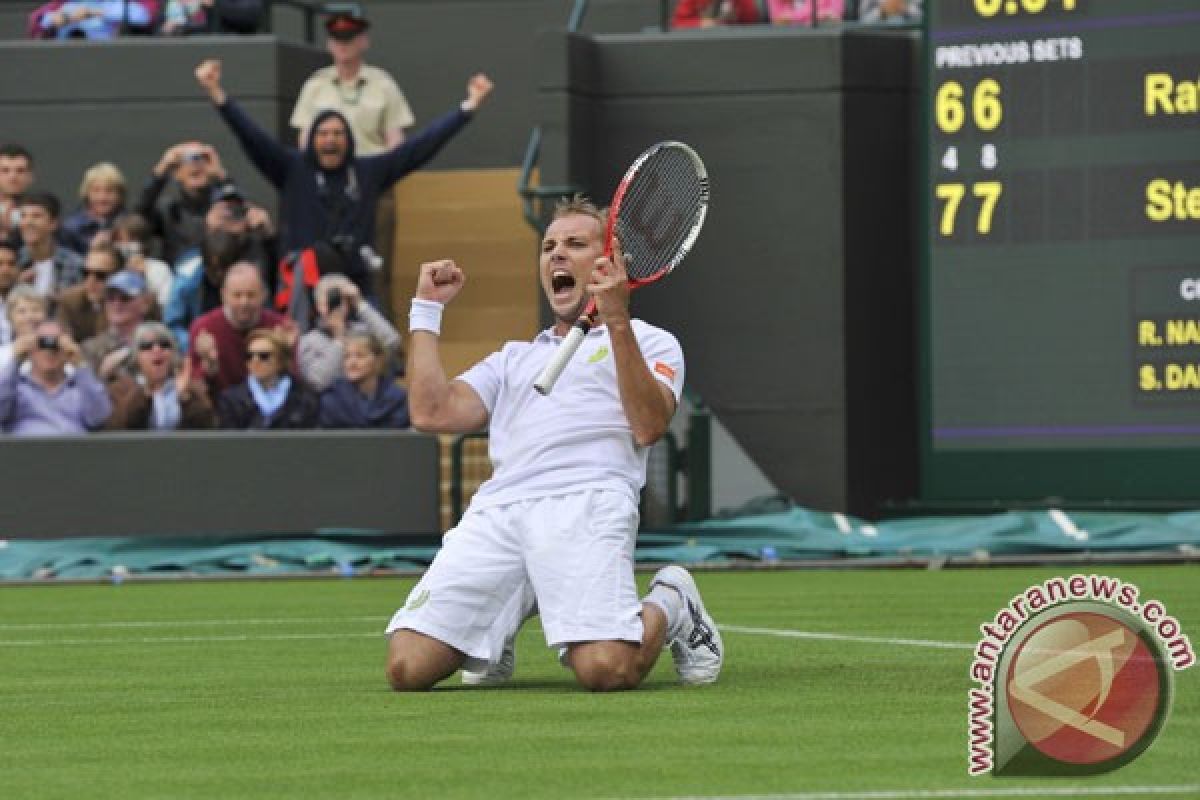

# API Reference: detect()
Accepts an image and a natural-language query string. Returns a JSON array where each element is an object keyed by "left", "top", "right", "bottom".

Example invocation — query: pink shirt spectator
[{"left": 768, "top": 0, "right": 844, "bottom": 24}]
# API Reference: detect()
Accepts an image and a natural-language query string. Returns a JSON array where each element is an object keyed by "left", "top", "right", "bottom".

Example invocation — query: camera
[
  {"left": 328, "top": 234, "right": 356, "bottom": 258},
  {"left": 327, "top": 287, "right": 343, "bottom": 311},
  {"left": 227, "top": 201, "right": 247, "bottom": 221},
  {"left": 182, "top": 150, "right": 209, "bottom": 165},
  {"left": 36, "top": 334, "right": 60, "bottom": 352}
]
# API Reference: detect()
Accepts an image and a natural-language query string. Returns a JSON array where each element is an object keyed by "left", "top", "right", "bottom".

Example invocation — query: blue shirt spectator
[{"left": 0, "top": 320, "right": 111, "bottom": 434}]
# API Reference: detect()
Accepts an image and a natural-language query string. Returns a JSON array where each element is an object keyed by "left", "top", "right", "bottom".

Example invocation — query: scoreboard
[{"left": 922, "top": 0, "right": 1200, "bottom": 504}]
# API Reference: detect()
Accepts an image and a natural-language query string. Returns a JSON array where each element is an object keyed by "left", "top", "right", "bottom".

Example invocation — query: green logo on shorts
[
  {"left": 406, "top": 589, "right": 430, "bottom": 611},
  {"left": 588, "top": 346, "right": 610, "bottom": 364}
]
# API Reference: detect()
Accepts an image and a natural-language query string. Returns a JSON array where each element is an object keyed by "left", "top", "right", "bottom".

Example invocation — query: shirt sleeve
[
  {"left": 74, "top": 366, "right": 114, "bottom": 431},
  {"left": 636, "top": 323, "right": 686, "bottom": 403},
  {"left": 290, "top": 76, "right": 318, "bottom": 132},
  {"left": 381, "top": 78, "right": 416, "bottom": 132},
  {"left": 456, "top": 347, "right": 507, "bottom": 415}
]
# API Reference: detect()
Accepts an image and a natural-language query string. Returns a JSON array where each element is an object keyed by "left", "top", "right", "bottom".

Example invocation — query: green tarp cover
[{"left": 3, "top": 508, "right": 1199, "bottom": 580}]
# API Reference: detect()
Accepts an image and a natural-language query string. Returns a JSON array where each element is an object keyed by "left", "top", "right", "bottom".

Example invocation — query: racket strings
[{"left": 614, "top": 147, "right": 708, "bottom": 281}]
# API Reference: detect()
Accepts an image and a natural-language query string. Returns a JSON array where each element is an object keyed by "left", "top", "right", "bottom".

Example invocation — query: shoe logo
[
  {"left": 406, "top": 589, "right": 430, "bottom": 611},
  {"left": 587, "top": 346, "right": 610, "bottom": 364},
  {"left": 686, "top": 599, "right": 720, "bottom": 656}
]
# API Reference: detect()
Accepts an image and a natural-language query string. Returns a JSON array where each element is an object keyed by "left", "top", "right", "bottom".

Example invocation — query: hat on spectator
[
  {"left": 105, "top": 270, "right": 147, "bottom": 297},
  {"left": 325, "top": 5, "right": 369, "bottom": 40},
  {"left": 210, "top": 182, "right": 245, "bottom": 206}
]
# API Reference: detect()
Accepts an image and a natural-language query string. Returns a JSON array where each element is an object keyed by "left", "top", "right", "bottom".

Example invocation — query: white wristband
[{"left": 409, "top": 298, "right": 444, "bottom": 335}]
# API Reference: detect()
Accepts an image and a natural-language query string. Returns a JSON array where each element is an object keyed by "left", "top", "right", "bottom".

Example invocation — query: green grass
[{"left": 1, "top": 565, "right": 1197, "bottom": 799}]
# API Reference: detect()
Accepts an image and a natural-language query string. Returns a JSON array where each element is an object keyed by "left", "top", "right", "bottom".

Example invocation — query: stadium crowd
[{"left": 2, "top": 1, "right": 917, "bottom": 436}]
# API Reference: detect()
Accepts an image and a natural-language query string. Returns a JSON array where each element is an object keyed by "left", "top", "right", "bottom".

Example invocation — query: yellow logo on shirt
[{"left": 587, "top": 346, "right": 610, "bottom": 364}]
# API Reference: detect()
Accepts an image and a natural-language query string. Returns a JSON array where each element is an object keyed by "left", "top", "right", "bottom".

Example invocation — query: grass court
[{"left": 2, "top": 565, "right": 1197, "bottom": 799}]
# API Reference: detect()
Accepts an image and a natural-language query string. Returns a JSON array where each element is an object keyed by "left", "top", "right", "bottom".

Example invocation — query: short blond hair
[
  {"left": 552, "top": 193, "right": 605, "bottom": 226},
  {"left": 79, "top": 162, "right": 126, "bottom": 203},
  {"left": 5, "top": 285, "right": 47, "bottom": 326}
]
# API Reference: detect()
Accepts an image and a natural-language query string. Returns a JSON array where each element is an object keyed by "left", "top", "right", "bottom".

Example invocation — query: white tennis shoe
[
  {"left": 650, "top": 566, "right": 723, "bottom": 685},
  {"left": 462, "top": 639, "right": 516, "bottom": 685}
]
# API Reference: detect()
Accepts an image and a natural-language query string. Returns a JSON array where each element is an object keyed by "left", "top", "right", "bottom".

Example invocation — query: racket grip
[{"left": 533, "top": 321, "right": 589, "bottom": 395}]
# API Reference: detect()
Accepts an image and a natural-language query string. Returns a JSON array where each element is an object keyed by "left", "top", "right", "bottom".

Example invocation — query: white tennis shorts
[{"left": 386, "top": 489, "right": 643, "bottom": 667}]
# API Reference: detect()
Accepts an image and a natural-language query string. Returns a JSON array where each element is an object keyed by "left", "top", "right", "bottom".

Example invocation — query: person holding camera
[
  {"left": 111, "top": 213, "right": 174, "bottom": 310},
  {"left": 0, "top": 318, "right": 111, "bottom": 435},
  {"left": 296, "top": 272, "right": 399, "bottom": 392},
  {"left": 194, "top": 58, "right": 493, "bottom": 304},
  {"left": 136, "top": 141, "right": 228, "bottom": 266}
]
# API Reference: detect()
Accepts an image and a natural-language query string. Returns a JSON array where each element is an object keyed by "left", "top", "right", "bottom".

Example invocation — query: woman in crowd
[
  {"left": 105, "top": 321, "right": 216, "bottom": 430},
  {"left": 217, "top": 327, "right": 318, "bottom": 429},
  {"left": 319, "top": 331, "right": 409, "bottom": 429},
  {"left": 60, "top": 162, "right": 126, "bottom": 255},
  {"left": 0, "top": 286, "right": 48, "bottom": 373}
]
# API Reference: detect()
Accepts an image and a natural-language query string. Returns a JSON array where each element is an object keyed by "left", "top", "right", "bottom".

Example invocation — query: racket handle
[{"left": 533, "top": 320, "right": 589, "bottom": 395}]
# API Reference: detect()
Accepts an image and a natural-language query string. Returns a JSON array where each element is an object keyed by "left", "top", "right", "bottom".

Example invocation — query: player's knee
[
  {"left": 385, "top": 653, "right": 438, "bottom": 692},
  {"left": 571, "top": 647, "right": 639, "bottom": 692}
]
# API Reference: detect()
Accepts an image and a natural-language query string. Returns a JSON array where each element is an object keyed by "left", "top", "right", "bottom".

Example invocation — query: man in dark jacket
[{"left": 193, "top": 58, "right": 493, "bottom": 301}]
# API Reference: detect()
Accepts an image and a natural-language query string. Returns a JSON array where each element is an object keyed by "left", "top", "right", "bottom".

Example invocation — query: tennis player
[{"left": 385, "top": 196, "right": 723, "bottom": 691}]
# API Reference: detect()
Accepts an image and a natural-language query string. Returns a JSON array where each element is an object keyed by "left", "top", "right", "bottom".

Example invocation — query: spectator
[
  {"left": 297, "top": 273, "right": 399, "bottom": 392},
  {"left": 136, "top": 141, "right": 227, "bottom": 265},
  {"left": 858, "top": 0, "right": 921, "bottom": 23},
  {"left": 82, "top": 270, "right": 151, "bottom": 381},
  {"left": 768, "top": 0, "right": 843, "bottom": 24},
  {"left": 56, "top": 241, "right": 122, "bottom": 343},
  {"left": 18, "top": 192, "right": 84, "bottom": 298},
  {"left": 166, "top": 182, "right": 275, "bottom": 349},
  {"left": 672, "top": 0, "right": 763, "bottom": 28},
  {"left": 195, "top": 58, "right": 493, "bottom": 299},
  {"left": 60, "top": 162, "right": 127, "bottom": 256},
  {"left": 0, "top": 319, "right": 111, "bottom": 435},
  {"left": 188, "top": 261, "right": 286, "bottom": 397},
  {"left": 37, "top": 0, "right": 152, "bottom": 38},
  {"left": 112, "top": 213, "right": 173, "bottom": 310},
  {"left": 291, "top": 6, "right": 417, "bottom": 317},
  {"left": 292, "top": 7, "right": 413, "bottom": 153},
  {"left": 105, "top": 321, "right": 216, "bottom": 430},
  {"left": 217, "top": 327, "right": 318, "bottom": 429},
  {"left": 0, "top": 286, "right": 48, "bottom": 373},
  {"left": 160, "top": 0, "right": 262, "bottom": 35},
  {"left": 0, "top": 145, "right": 35, "bottom": 243},
  {"left": 319, "top": 330, "right": 408, "bottom": 429},
  {"left": 0, "top": 238, "right": 19, "bottom": 345}
]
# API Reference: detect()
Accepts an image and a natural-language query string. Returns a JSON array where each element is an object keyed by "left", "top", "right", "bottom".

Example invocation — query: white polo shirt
[{"left": 458, "top": 319, "right": 685, "bottom": 511}]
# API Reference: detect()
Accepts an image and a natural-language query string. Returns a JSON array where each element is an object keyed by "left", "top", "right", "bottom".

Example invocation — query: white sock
[{"left": 643, "top": 583, "right": 685, "bottom": 641}]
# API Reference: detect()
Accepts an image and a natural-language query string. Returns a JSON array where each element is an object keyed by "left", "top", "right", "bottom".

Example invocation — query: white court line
[
  {"left": 721, "top": 625, "right": 975, "bottom": 651},
  {"left": 0, "top": 621, "right": 972, "bottom": 651},
  {"left": 629, "top": 787, "right": 1200, "bottom": 800},
  {"left": 0, "top": 632, "right": 378, "bottom": 647},
  {"left": 0, "top": 616, "right": 382, "bottom": 631}
]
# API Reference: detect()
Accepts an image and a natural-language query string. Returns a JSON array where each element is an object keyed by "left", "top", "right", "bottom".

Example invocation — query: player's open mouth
[{"left": 551, "top": 269, "right": 575, "bottom": 296}]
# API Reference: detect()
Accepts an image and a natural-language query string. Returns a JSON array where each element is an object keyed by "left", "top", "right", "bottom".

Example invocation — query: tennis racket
[{"left": 533, "top": 141, "right": 709, "bottom": 395}]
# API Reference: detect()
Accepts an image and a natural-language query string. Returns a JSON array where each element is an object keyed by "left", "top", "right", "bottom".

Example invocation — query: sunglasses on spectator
[
  {"left": 137, "top": 337, "right": 174, "bottom": 352},
  {"left": 105, "top": 291, "right": 134, "bottom": 303},
  {"left": 84, "top": 268, "right": 113, "bottom": 280},
  {"left": 36, "top": 334, "right": 61, "bottom": 352},
  {"left": 245, "top": 350, "right": 275, "bottom": 362}
]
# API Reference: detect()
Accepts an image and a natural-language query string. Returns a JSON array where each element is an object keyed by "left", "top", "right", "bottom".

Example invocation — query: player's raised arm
[
  {"left": 590, "top": 246, "right": 676, "bottom": 447},
  {"left": 406, "top": 259, "right": 489, "bottom": 433}
]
